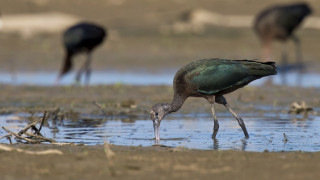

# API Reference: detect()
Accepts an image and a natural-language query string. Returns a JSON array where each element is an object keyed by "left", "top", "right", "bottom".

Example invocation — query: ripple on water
[{"left": 0, "top": 113, "right": 319, "bottom": 152}]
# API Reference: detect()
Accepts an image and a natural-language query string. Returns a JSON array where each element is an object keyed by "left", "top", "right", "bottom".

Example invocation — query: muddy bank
[
  {"left": 0, "top": 84, "right": 319, "bottom": 116},
  {"left": 0, "top": 144, "right": 319, "bottom": 180}
]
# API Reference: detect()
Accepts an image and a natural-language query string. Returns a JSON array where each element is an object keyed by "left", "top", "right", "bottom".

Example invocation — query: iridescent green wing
[{"left": 186, "top": 60, "right": 254, "bottom": 95}]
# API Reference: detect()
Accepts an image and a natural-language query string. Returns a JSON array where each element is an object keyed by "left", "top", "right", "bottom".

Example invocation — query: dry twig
[
  {"left": 1, "top": 111, "right": 54, "bottom": 144},
  {"left": 24, "top": 132, "right": 56, "bottom": 143},
  {"left": 17, "top": 111, "right": 47, "bottom": 136},
  {"left": 0, "top": 134, "right": 12, "bottom": 144},
  {"left": 2, "top": 127, "right": 41, "bottom": 144},
  {"left": 17, "top": 118, "right": 41, "bottom": 136},
  {"left": 0, "top": 134, "right": 11, "bottom": 140}
]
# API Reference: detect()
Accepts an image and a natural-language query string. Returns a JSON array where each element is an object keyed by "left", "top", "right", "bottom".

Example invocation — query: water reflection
[
  {"left": 213, "top": 138, "right": 219, "bottom": 150},
  {"left": 0, "top": 113, "right": 320, "bottom": 152}
]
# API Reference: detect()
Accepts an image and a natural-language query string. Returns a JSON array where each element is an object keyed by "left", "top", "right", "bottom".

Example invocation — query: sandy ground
[
  {"left": 1, "top": 0, "right": 320, "bottom": 179},
  {"left": 1, "top": 144, "right": 320, "bottom": 180},
  {"left": 0, "top": 84, "right": 319, "bottom": 116}
]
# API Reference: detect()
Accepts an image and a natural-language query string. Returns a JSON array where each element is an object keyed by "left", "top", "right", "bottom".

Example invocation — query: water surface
[
  {"left": 0, "top": 71, "right": 320, "bottom": 87},
  {"left": 0, "top": 113, "right": 319, "bottom": 152}
]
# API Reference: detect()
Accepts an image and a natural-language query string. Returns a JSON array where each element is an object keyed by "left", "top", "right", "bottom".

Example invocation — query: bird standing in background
[
  {"left": 150, "top": 58, "right": 277, "bottom": 141},
  {"left": 254, "top": 3, "right": 311, "bottom": 65},
  {"left": 57, "top": 22, "right": 107, "bottom": 85}
]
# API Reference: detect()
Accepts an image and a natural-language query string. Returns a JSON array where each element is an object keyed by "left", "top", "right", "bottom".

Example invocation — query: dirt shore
[
  {"left": 0, "top": 143, "right": 319, "bottom": 180},
  {"left": 0, "top": 84, "right": 319, "bottom": 116}
]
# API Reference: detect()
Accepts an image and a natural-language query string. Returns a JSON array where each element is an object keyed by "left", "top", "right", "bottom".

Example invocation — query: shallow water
[
  {"left": 0, "top": 113, "right": 319, "bottom": 152},
  {"left": 0, "top": 71, "right": 320, "bottom": 87}
]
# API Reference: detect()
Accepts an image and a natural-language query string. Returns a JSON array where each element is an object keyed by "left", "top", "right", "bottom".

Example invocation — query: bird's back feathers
[
  {"left": 63, "top": 22, "right": 107, "bottom": 53},
  {"left": 174, "top": 59, "right": 277, "bottom": 95}
]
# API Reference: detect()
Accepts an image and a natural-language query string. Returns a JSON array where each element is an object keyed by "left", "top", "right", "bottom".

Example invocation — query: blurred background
[{"left": 0, "top": 0, "right": 319, "bottom": 85}]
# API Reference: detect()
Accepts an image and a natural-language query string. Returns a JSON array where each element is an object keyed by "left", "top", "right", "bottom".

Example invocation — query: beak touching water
[
  {"left": 153, "top": 118, "right": 160, "bottom": 141},
  {"left": 150, "top": 111, "right": 161, "bottom": 141}
]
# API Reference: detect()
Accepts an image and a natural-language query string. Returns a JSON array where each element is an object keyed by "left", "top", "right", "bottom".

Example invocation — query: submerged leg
[
  {"left": 208, "top": 97, "right": 219, "bottom": 139},
  {"left": 216, "top": 96, "right": 249, "bottom": 138}
]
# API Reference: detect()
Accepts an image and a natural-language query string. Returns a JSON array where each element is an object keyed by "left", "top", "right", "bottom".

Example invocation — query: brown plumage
[{"left": 254, "top": 3, "right": 312, "bottom": 64}]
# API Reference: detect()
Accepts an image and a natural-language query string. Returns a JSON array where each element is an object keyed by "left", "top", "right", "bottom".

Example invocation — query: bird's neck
[{"left": 169, "top": 93, "right": 186, "bottom": 113}]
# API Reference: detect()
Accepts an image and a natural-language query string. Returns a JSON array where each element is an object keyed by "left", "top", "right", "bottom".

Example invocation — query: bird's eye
[{"left": 155, "top": 112, "right": 158, "bottom": 116}]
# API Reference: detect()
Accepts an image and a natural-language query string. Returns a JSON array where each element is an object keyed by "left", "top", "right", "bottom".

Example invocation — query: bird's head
[{"left": 150, "top": 103, "right": 171, "bottom": 141}]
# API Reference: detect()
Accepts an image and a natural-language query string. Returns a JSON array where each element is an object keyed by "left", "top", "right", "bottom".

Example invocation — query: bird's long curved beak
[{"left": 153, "top": 118, "right": 160, "bottom": 141}]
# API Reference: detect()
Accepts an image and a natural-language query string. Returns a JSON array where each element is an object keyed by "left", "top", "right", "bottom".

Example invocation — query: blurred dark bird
[
  {"left": 150, "top": 58, "right": 277, "bottom": 141},
  {"left": 254, "top": 3, "right": 312, "bottom": 66},
  {"left": 57, "top": 22, "right": 107, "bottom": 85}
]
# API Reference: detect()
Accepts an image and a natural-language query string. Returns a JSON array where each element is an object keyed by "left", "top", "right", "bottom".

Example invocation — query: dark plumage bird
[
  {"left": 150, "top": 58, "right": 277, "bottom": 141},
  {"left": 57, "top": 22, "right": 107, "bottom": 84},
  {"left": 254, "top": 3, "right": 312, "bottom": 64}
]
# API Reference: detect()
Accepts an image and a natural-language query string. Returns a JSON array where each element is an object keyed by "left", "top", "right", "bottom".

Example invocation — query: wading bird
[
  {"left": 57, "top": 22, "right": 107, "bottom": 85},
  {"left": 150, "top": 59, "right": 277, "bottom": 140},
  {"left": 254, "top": 3, "right": 311, "bottom": 65}
]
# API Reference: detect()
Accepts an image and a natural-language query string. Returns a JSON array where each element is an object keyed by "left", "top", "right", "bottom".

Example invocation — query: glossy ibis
[
  {"left": 150, "top": 58, "right": 277, "bottom": 140},
  {"left": 254, "top": 3, "right": 311, "bottom": 65},
  {"left": 57, "top": 22, "right": 107, "bottom": 85}
]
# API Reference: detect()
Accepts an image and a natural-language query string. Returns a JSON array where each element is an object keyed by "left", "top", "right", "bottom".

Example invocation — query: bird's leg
[
  {"left": 208, "top": 97, "right": 219, "bottom": 139},
  {"left": 292, "top": 35, "right": 302, "bottom": 63},
  {"left": 84, "top": 53, "right": 92, "bottom": 85},
  {"left": 216, "top": 96, "right": 249, "bottom": 138},
  {"left": 279, "top": 42, "right": 289, "bottom": 85},
  {"left": 211, "top": 104, "right": 219, "bottom": 139},
  {"left": 75, "top": 62, "right": 86, "bottom": 84},
  {"left": 281, "top": 41, "right": 288, "bottom": 67},
  {"left": 262, "top": 41, "right": 272, "bottom": 61},
  {"left": 292, "top": 35, "right": 304, "bottom": 72},
  {"left": 75, "top": 52, "right": 92, "bottom": 84}
]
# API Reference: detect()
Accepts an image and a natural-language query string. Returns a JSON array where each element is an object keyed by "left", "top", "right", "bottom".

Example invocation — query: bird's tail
[
  {"left": 243, "top": 60, "right": 277, "bottom": 76},
  {"left": 264, "top": 61, "right": 276, "bottom": 68}
]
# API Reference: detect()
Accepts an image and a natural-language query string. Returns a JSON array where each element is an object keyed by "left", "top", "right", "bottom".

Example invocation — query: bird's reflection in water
[
  {"left": 213, "top": 138, "right": 219, "bottom": 150},
  {"left": 212, "top": 138, "right": 248, "bottom": 151},
  {"left": 240, "top": 138, "right": 248, "bottom": 151}
]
